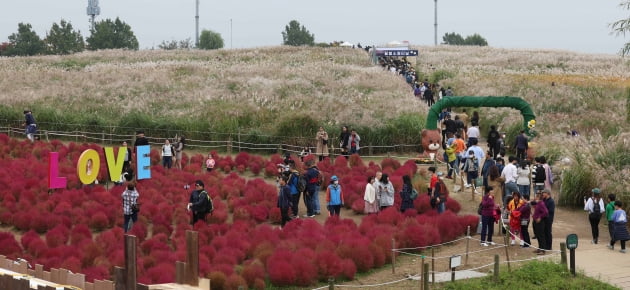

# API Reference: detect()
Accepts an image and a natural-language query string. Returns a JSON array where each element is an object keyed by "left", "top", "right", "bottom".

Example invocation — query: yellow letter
[
  {"left": 77, "top": 149, "right": 100, "bottom": 185},
  {"left": 104, "top": 147, "right": 126, "bottom": 182}
]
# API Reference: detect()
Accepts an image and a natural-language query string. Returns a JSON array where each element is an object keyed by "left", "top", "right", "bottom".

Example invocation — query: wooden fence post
[
  {"left": 186, "top": 231, "right": 199, "bottom": 286},
  {"left": 114, "top": 267, "right": 125, "bottom": 290},
  {"left": 560, "top": 242, "right": 567, "bottom": 266},
  {"left": 423, "top": 263, "right": 429, "bottom": 290},
  {"left": 503, "top": 225, "right": 511, "bottom": 272},
  {"left": 124, "top": 235, "right": 137, "bottom": 290},
  {"left": 465, "top": 226, "right": 470, "bottom": 265},
  {"left": 391, "top": 238, "right": 396, "bottom": 274},
  {"left": 431, "top": 247, "right": 435, "bottom": 285},
  {"left": 493, "top": 255, "right": 499, "bottom": 282}
]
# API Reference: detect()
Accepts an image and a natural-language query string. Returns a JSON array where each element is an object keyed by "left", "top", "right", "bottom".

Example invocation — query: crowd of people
[
  {"left": 21, "top": 109, "right": 629, "bottom": 252},
  {"left": 377, "top": 56, "right": 454, "bottom": 107}
]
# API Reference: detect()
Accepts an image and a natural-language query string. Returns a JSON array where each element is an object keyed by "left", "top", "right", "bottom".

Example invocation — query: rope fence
[
  {"left": 317, "top": 217, "right": 567, "bottom": 289},
  {"left": 0, "top": 124, "right": 427, "bottom": 160}
]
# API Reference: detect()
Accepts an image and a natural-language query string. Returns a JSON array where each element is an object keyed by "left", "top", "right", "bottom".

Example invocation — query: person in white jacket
[
  {"left": 584, "top": 188, "right": 606, "bottom": 244},
  {"left": 364, "top": 176, "right": 378, "bottom": 214}
]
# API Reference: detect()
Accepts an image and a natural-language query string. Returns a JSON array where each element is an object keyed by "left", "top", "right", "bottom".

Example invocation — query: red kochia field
[{"left": 0, "top": 134, "right": 477, "bottom": 288}]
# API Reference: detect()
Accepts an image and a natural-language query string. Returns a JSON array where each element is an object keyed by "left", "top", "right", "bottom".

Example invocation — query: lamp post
[
  {"left": 434, "top": 0, "right": 438, "bottom": 46},
  {"left": 195, "top": 0, "right": 200, "bottom": 47}
]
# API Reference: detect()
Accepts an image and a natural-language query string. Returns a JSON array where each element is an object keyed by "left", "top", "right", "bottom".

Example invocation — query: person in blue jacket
[{"left": 326, "top": 175, "right": 344, "bottom": 217}]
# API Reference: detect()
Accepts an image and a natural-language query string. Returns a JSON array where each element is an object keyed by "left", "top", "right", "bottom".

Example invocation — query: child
[
  {"left": 299, "top": 146, "right": 312, "bottom": 162},
  {"left": 608, "top": 200, "right": 630, "bottom": 253},
  {"left": 277, "top": 175, "right": 292, "bottom": 227},
  {"left": 326, "top": 175, "right": 344, "bottom": 216},
  {"left": 205, "top": 153, "right": 215, "bottom": 172}
]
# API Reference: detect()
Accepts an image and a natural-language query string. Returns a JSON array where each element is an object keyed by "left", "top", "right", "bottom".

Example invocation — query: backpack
[
  {"left": 201, "top": 190, "right": 214, "bottom": 214},
  {"left": 316, "top": 170, "right": 323, "bottom": 186},
  {"left": 534, "top": 164, "right": 546, "bottom": 182},
  {"left": 438, "top": 181, "right": 448, "bottom": 202},
  {"left": 295, "top": 173, "right": 307, "bottom": 193},
  {"left": 410, "top": 188, "right": 418, "bottom": 200},
  {"left": 590, "top": 199, "right": 601, "bottom": 219}
]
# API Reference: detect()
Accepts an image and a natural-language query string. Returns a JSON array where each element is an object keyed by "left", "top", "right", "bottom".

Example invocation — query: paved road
[{"left": 575, "top": 237, "right": 630, "bottom": 289}]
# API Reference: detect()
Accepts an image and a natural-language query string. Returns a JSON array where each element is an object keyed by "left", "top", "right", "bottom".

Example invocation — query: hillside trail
[{"left": 301, "top": 130, "right": 630, "bottom": 288}]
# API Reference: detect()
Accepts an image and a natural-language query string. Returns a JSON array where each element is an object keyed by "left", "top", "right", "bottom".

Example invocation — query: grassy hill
[{"left": 0, "top": 45, "right": 629, "bottom": 207}]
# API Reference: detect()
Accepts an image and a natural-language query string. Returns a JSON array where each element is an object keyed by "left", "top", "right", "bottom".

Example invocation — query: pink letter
[{"left": 48, "top": 152, "right": 67, "bottom": 189}]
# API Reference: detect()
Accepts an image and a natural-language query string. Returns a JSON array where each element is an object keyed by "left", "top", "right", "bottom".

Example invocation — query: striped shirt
[{"left": 122, "top": 189, "right": 139, "bottom": 215}]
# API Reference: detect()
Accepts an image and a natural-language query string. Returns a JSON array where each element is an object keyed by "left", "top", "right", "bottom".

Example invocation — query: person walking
[
  {"left": 325, "top": 175, "right": 344, "bottom": 216},
  {"left": 121, "top": 181, "right": 140, "bottom": 232},
  {"left": 531, "top": 192, "right": 549, "bottom": 255},
  {"left": 277, "top": 175, "right": 292, "bottom": 228},
  {"left": 432, "top": 173, "right": 448, "bottom": 214},
  {"left": 514, "top": 130, "right": 528, "bottom": 161},
  {"left": 501, "top": 156, "right": 519, "bottom": 205},
  {"left": 584, "top": 188, "right": 606, "bottom": 244},
  {"left": 188, "top": 180, "right": 211, "bottom": 225},
  {"left": 480, "top": 186, "right": 498, "bottom": 246},
  {"left": 399, "top": 175, "right": 415, "bottom": 213},
  {"left": 516, "top": 160, "right": 531, "bottom": 200},
  {"left": 606, "top": 194, "right": 617, "bottom": 246},
  {"left": 23, "top": 110, "right": 37, "bottom": 142},
  {"left": 304, "top": 160, "right": 320, "bottom": 217},
  {"left": 364, "top": 176, "right": 379, "bottom": 214},
  {"left": 287, "top": 161, "right": 302, "bottom": 218},
  {"left": 608, "top": 201, "right": 630, "bottom": 253}
]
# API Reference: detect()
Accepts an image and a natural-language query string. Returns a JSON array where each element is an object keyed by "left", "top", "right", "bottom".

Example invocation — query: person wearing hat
[
  {"left": 188, "top": 180, "right": 211, "bottom": 225},
  {"left": 325, "top": 175, "right": 344, "bottom": 217},
  {"left": 22, "top": 110, "right": 37, "bottom": 142},
  {"left": 584, "top": 188, "right": 606, "bottom": 244}
]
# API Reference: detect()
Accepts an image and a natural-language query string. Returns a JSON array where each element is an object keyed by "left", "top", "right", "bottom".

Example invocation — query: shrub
[
  {"left": 70, "top": 224, "right": 93, "bottom": 245},
  {"left": 207, "top": 271, "right": 227, "bottom": 290},
  {"left": 88, "top": 212, "right": 110, "bottom": 231},
  {"left": 46, "top": 224, "right": 70, "bottom": 248},
  {"left": 0, "top": 232, "right": 22, "bottom": 257},
  {"left": 351, "top": 199, "right": 365, "bottom": 214},
  {"left": 144, "top": 263, "right": 175, "bottom": 284},
  {"left": 225, "top": 274, "right": 248, "bottom": 290},
  {"left": 241, "top": 259, "right": 265, "bottom": 287},
  {"left": 340, "top": 259, "right": 357, "bottom": 280}
]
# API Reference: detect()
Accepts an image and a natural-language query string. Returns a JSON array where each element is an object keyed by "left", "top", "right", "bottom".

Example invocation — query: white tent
[
  {"left": 386, "top": 40, "right": 403, "bottom": 47},
  {"left": 339, "top": 41, "right": 354, "bottom": 47}
]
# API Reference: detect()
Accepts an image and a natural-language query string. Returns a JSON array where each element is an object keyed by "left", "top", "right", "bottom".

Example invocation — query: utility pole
[
  {"left": 195, "top": 0, "right": 200, "bottom": 47},
  {"left": 434, "top": 0, "right": 438, "bottom": 46}
]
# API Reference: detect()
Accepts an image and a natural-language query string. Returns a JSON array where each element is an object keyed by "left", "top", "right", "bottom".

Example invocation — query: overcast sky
[{"left": 1, "top": 0, "right": 627, "bottom": 55}]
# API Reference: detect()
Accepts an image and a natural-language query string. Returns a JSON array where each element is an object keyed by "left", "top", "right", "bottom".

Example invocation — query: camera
[{"left": 184, "top": 184, "right": 190, "bottom": 190}]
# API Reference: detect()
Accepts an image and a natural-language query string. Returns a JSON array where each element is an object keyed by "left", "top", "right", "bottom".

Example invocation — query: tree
[
  {"left": 281, "top": 20, "right": 315, "bottom": 46},
  {"left": 464, "top": 34, "right": 488, "bottom": 46},
  {"left": 46, "top": 19, "right": 84, "bottom": 55},
  {"left": 611, "top": 0, "right": 630, "bottom": 56},
  {"left": 158, "top": 38, "right": 193, "bottom": 50},
  {"left": 442, "top": 32, "right": 488, "bottom": 46},
  {"left": 5, "top": 23, "right": 45, "bottom": 56},
  {"left": 441, "top": 32, "right": 465, "bottom": 45},
  {"left": 198, "top": 30, "right": 224, "bottom": 50},
  {"left": 86, "top": 17, "right": 139, "bottom": 50}
]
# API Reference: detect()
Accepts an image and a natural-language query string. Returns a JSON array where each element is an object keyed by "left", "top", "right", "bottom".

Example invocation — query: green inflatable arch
[{"left": 426, "top": 96, "right": 536, "bottom": 134}]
